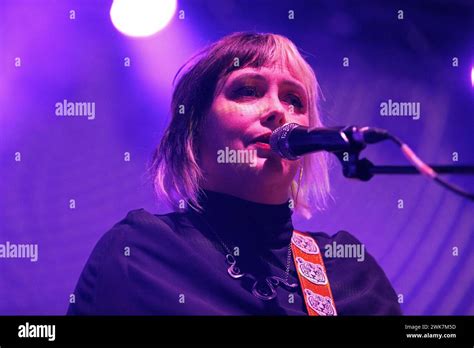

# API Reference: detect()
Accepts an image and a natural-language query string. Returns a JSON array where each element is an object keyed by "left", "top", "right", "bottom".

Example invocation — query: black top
[{"left": 67, "top": 190, "right": 402, "bottom": 315}]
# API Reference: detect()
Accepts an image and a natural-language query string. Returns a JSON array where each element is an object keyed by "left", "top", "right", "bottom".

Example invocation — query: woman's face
[{"left": 200, "top": 65, "right": 310, "bottom": 204}]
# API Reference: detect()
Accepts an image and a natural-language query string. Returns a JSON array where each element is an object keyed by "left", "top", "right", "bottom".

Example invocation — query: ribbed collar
[{"left": 189, "top": 189, "right": 294, "bottom": 255}]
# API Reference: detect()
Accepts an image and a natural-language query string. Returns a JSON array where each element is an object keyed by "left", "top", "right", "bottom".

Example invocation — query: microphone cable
[{"left": 384, "top": 132, "right": 474, "bottom": 201}]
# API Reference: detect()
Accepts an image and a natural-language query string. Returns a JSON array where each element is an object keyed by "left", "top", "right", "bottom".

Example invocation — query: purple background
[{"left": 1, "top": 0, "right": 473, "bottom": 315}]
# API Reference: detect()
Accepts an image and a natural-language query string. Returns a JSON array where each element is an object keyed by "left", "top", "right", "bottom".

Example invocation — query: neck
[{"left": 191, "top": 189, "right": 294, "bottom": 254}]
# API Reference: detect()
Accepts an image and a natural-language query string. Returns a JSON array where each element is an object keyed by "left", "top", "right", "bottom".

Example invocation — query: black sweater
[{"left": 67, "top": 190, "right": 402, "bottom": 315}]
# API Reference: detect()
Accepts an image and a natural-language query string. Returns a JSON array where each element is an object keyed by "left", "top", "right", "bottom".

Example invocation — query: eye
[
  {"left": 235, "top": 86, "right": 259, "bottom": 98},
  {"left": 285, "top": 94, "right": 304, "bottom": 108}
]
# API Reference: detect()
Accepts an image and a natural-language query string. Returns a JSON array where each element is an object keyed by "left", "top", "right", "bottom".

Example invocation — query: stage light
[
  {"left": 110, "top": 0, "right": 177, "bottom": 37},
  {"left": 471, "top": 66, "right": 474, "bottom": 87}
]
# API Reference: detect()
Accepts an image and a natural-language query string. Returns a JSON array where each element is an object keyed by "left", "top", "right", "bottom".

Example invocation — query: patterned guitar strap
[{"left": 291, "top": 230, "right": 338, "bottom": 316}]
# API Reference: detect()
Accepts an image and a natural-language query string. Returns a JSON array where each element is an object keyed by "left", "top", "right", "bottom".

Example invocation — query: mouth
[
  {"left": 250, "top": 133, "right": 273, "bottom": 158},
  {"left": 251, "top": 133, "right": 271, "bottom": 145}
]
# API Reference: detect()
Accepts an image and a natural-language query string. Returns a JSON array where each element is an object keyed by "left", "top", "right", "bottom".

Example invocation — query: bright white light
[
  {"left": 110, "top": 0, "right": 177, "bottom": 37},
  {"left": 471, "top": 66, "right": 474, "bottom": 88}
]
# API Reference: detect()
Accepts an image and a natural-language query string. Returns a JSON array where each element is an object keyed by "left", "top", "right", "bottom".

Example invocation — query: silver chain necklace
[{"left": 194, "top": 213, "right": 299, "bottom": 301}]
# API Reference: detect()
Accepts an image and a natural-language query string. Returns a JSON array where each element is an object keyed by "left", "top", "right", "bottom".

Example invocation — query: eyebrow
[{"left": 228, "top": 72, "right": 307, "bottom": 96}]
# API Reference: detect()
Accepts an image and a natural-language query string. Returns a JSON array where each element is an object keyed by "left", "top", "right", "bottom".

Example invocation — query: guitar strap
[{"left": 291, "top": 230, "right": 337, "bottom": 316}]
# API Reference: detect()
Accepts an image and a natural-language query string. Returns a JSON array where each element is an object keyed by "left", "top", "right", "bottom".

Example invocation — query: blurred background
[{"left": 0, "top": 0, "right": 473, "bottom": 315}]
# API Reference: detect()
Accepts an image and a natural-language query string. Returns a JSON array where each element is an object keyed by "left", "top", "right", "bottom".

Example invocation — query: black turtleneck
[
  {"left": 67, "top": 190, "right": 401, "bottom": 315},
  {"left": 190, "top": 190, "right": 295, "bottom": 278}
]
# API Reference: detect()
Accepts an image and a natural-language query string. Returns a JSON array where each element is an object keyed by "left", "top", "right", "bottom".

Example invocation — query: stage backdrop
[{"left": 1, "top": 0, "right": 473, "bottom": 315}]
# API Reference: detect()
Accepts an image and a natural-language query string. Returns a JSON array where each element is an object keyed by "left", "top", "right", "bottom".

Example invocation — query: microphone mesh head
[{"left": 269, "top": 123, "right": 300, "bottom": 160}]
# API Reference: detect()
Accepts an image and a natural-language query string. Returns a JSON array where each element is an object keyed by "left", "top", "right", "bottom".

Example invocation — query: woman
[{"left": 67, "top": 32, "right": 401, "bottom": 315}]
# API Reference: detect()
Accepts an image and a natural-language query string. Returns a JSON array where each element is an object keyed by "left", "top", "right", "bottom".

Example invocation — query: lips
[{"left": 251, "top": 133, "right": 271, "bottom": 144}]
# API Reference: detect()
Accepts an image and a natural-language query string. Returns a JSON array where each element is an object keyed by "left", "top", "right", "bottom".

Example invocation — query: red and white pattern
[
  {"left": 295, "top": 257, "right": 327, "bottom": 285},
  {"left": 304, "top": 289, "right": 337, "bottom": 316},
  {"left": 291, "top": 230, "right": 337, "bottom": 316},
  {"left": 291, "top": 233, "right": 320, "bottom": 254}
]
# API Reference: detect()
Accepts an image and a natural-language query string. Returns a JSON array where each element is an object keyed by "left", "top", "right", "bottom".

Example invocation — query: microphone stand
[
  {"left": 271, "top": 122, "right": 474, "bottom": 200},
  {"left": 332, "top": 127, "right": 474, "bottom": 189},
  {"left": 334, "top": 149, "right": 474, "bottom": 182}
]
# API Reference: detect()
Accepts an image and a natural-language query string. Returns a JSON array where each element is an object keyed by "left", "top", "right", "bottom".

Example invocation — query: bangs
[{"left": 214, "top": 33, "right": 317, "bottom": 105}]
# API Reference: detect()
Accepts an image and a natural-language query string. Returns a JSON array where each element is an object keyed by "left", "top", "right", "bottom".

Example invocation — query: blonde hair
[{"left": 150, "top": 32, "right": 330, "bottom": 219}]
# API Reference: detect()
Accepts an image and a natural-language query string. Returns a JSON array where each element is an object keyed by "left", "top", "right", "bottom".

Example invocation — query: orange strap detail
[{"left": 291, "top": 230, "right": 337, "bottom": 316}]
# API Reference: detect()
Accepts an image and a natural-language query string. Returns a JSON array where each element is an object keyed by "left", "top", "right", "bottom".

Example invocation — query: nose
[{"left": 260, "top": 95, "right": 287, "bottom": 129}]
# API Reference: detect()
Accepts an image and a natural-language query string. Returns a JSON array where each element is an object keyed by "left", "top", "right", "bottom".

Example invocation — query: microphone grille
[{"left": 269, "top": 123, "right": 300, "bottom": 160}]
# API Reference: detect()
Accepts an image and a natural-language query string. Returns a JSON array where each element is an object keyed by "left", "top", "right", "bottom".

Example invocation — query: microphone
[{"left": 269, "top": 123, "right": 389, "bottom": 160}]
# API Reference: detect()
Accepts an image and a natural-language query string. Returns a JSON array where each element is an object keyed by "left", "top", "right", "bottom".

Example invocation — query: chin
[{"left": 254, "top": 157, "right": 295, "bottom": 180}]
